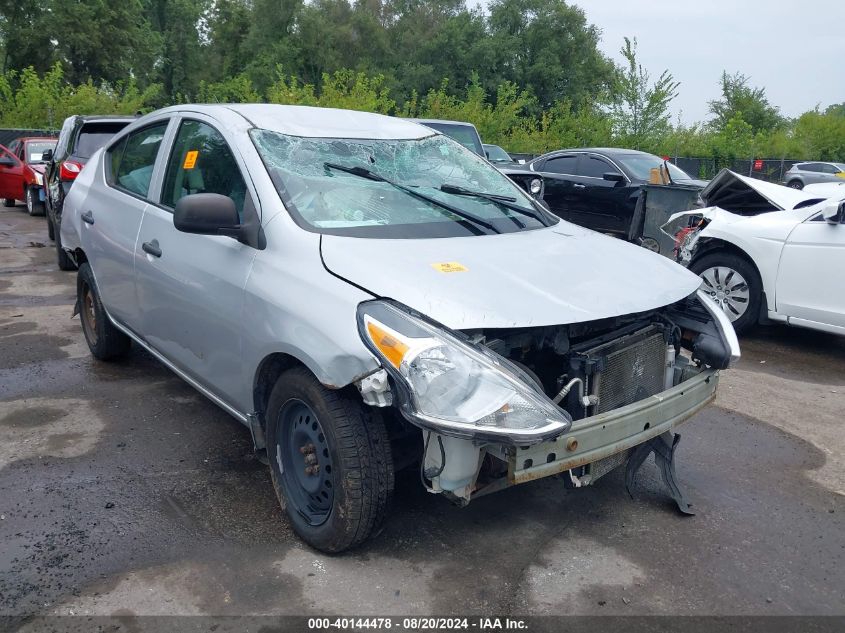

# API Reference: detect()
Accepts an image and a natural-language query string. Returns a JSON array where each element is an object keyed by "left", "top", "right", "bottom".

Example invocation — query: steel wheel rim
[
  {"left": 699, "top": 266, "right": 750, "bottom": 321},
  {"left": 80, "top": 283, "right": 98, "bottom": 345},
  {"left": 276, "top": 399, "right": 333, "bottom": 526}
]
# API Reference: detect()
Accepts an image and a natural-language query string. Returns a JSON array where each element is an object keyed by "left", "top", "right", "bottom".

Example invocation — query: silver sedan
[{"left": 60, "top": 105, "right": 738, "bottom": 552}]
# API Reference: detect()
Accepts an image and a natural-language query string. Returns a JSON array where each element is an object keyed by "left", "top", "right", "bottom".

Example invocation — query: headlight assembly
[
  {"left": 33, "top": 172, "right": 43, "bottom": 186},
  {"left": 357, "top": 301, "right": 571, "bottom": 443}
]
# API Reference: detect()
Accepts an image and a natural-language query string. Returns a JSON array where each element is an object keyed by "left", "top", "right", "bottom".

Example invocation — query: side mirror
[
  {"left": 174, "top": 193, "right": 242, "bottom": 240},
  {"left": 484, "top": 150, "right": 490, "bottom": 159},
  {"left": 821, "top": 201, "right": 845, "bottom": 225},
  {"left": 603, "top": 172, "right": 624, "bottom": 183},
  {"left": 41, "top": 149, "right": 53, "bottom": 162},
  {"left": 0, "top": 156, "right": 16, "bottom": 167}
]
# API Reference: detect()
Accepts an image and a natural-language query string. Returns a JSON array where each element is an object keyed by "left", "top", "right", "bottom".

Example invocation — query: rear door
[
  {"left": 568, "top": 154, "right": 638, "bottom": 235},
  {"left": 776, "top": 208, "right": 845, "bottom": 329},
  {"left": 134, "top": 116, "right": 259, "bottom": 409},
  {"left": 81, "top": 120, "right": 171, "bottom": 329},
  {"left": 535, "top": 153, "right": 580, "bottom": 221}
]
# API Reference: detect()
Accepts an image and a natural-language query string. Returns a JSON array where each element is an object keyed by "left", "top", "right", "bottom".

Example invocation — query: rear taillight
[{"left": 59, "top": 161, "right": 83, "bottom": 180}]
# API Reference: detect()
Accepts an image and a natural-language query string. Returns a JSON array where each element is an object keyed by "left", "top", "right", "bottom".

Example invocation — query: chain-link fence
[{"left": 669, "top": 157, "right": 802, "bottom": 183}]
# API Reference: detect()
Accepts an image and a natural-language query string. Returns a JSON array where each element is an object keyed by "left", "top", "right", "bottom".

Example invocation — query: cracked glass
[{"left": 251, "top": 129, "right": 549, "bottom": 238}]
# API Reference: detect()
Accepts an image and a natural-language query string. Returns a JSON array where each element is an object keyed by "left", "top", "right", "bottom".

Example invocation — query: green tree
[
  {"left": 708, "top": 71, "right": 783, "bottom": 134},
  {"left": 609, "top": 37, "right": 679, "bottom": 150},
  {"left": 49, "top": 0, "right": 159, "bottom": 87},
  {"left": 488, "top": 0, "right": 614, "bottom": 109},
  {"left": 144, "top": 0, "right": 206, "bottom": 100},
  {"left": 0, "top": 0, "right": 53, "bottom": 74},
  {"left": 205, "top": 0, "right": 253, "bottom": 81}
]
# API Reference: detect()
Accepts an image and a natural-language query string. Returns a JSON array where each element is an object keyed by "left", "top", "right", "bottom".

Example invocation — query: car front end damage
[{"left": 355, "top": 288, "right": 738, "bottom": 512}]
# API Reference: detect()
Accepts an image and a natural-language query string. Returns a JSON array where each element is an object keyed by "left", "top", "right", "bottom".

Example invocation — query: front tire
[
  {"left": 77, "top": 262, "right": 131, "bottom": 360},
  {"left": 266, "top": 367, "right": 394, "bottom": 553},
  {"left": 26, "top": 187, "right": 45, "bottom": 216},
  {"left": 690, "top": 251, "right": 761, "bottom": 335}
]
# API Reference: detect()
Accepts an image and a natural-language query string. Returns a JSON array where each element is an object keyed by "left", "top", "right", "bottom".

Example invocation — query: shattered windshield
[{"left": 250, "top": 129, "right": 553, "bottom": 238}]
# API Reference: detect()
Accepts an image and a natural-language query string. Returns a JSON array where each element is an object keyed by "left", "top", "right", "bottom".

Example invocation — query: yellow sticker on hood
[{"left": 432, "top": 262, "right": 468, "bottom": 273}]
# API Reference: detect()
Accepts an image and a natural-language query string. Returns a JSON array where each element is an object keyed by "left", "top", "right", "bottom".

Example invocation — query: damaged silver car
[{"left": 59, "top": 105, "right": 739, "bottom": 552}]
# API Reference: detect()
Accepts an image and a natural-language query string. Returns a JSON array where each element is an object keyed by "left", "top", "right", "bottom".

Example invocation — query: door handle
[
  {"left": 573, "top": 183, "right": 586, "bottom": 189},
  {"left": 81, "top": 210, "right": 94, "bottom": 225},
  {"left": 142, "top": 239, "right": 162, "bottom": 258}
]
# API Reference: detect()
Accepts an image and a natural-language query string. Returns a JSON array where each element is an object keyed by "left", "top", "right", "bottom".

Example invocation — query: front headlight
[
  {"left": 357, "top": 301, "right": 571, "bottom": 443},
  {"left": 33, "top": 172, "right": 43, "bottom": 186}
]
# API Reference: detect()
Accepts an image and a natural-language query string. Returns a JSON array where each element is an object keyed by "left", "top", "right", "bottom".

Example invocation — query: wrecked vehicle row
[
  {"left": 665, "top": 169, "right": 845, "bottom": 335},
  {"left": 59, "top": 104, "right": 738, "bottom": 552}
]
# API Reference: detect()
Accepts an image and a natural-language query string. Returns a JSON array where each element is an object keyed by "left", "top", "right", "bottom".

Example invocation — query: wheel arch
[{"left": 253, "top": 352, "right": 314, "bottom": 429}]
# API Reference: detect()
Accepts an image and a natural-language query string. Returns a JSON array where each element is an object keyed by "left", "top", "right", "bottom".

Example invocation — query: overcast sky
[{"left": 485, "top": 1, "right": 845, "bottom": 124}]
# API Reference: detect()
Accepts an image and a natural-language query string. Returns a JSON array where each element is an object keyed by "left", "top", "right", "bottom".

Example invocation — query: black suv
[{"left": 44, "top": 115, "right": 137, "bottom": 269}]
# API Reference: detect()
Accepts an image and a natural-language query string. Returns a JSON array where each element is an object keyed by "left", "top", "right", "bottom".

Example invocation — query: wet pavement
[{"left": 0, "top": 205, "right": 843, "bottom": 620}]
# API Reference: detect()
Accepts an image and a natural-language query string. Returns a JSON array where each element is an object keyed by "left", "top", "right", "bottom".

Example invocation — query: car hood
[
  {"left": 701, "top": 169, "right": 824, "bottom": 213},
  {"left": 29, "top": 164, "right": 46, "bottom": 174},
  {"left": 320, "top": 223, "right": 701, "bottom": 330}
]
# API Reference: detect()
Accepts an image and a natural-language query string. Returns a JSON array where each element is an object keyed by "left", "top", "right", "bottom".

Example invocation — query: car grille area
[{"left": 584, "top": 326, "right": 668, "bottom": 414}]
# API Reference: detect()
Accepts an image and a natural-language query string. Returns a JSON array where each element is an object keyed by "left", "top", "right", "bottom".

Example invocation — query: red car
[{"left": 0, "top": 137, "right": 58, "bottom": 215}]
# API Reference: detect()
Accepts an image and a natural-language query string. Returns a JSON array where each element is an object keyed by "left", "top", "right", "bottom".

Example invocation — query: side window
[
  {"left": 109, "top": 123, "right": 168, "bottom": 197},
  {"left": 803, "top": 163, "right": 822, "bottom": 173},
  {"left": 580, "top": 155, "right": 616, "bottom": 179},
  {"left": 543, "top": 155, "right": 577, "bottom": 175},
  {"left": 161, "top": 120, "right": 247, "bottom": 218},
  {"left": 821, "top": 164, "right": 838, "bottom": 174}
]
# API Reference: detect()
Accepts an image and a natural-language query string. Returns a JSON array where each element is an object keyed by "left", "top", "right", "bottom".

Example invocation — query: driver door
[
  {"left": 135, "top": 116, "right": 259, "bottom": 410},
  {"left": 776, "top": 209, "right": 845, "bottom": 329}
]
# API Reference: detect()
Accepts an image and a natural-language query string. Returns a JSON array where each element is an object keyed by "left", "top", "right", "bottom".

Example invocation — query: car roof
[
  {"left": 74, "top": 115, "right": 139, "bottom": 124},
  {"left": 540, "top": 147, "right": 657, "bottom": 158},
  {"left": 147, "top": 104, "right": 436, "bottom": 140}
]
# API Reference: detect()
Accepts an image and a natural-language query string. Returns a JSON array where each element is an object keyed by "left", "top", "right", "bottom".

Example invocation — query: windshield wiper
[
  {"left": 324, "top": 162, "right": 500, "bottom": 234},
  {"left": 439, "top": 183, "right": 553, "bottom": 226}
]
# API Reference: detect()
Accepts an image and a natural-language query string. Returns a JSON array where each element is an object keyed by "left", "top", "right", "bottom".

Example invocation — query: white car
[{"left": 667, "top": 170, "right": 845, "bottom": 335}]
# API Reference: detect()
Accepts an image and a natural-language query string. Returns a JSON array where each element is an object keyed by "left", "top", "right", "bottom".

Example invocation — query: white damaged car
[
  {"left": 59, "top": 105, "right": 738, "bottom": 552},
  {"left": 666, "top": 169, "right": 845, "bottom": 335}
]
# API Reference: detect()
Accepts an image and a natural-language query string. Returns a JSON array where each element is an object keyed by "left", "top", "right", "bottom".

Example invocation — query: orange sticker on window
[{"left": 183, "top": 150, "right": 198, "bottom": 169}]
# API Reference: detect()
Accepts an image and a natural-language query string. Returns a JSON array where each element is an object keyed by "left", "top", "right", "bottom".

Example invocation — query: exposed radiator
[{"left": 587, "top": 326, "right": 668, "bottom": 414}]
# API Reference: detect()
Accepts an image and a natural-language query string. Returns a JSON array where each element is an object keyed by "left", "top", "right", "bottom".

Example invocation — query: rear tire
[
  {"left": 787, "top": 180, "right": 803, "bottom": 189},
  {"left": 55, "top": 219, "right": 77, "bottom": 271},
  {"left": 3, "top": 198, "right": 14, "bottom": 207},
  {"left": 689, "top": 251, "right": 761, "bottom": 335},
  {"left": 26, "top": 187, "right": 45, "bottom": 216},
  {"left": 77, "top": 262, "right": 131, "bottom": 360},
  {"left": 266, "top": 367, "right": 394, "bottom": 553}
]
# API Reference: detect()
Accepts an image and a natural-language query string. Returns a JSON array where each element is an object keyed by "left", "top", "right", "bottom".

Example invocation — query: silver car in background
[
  {"left": 60, "top": 105, "right": 738, "bottom": 552},
  {"left": 783, "top": 161, "right": 845, "bottom": 189}
]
